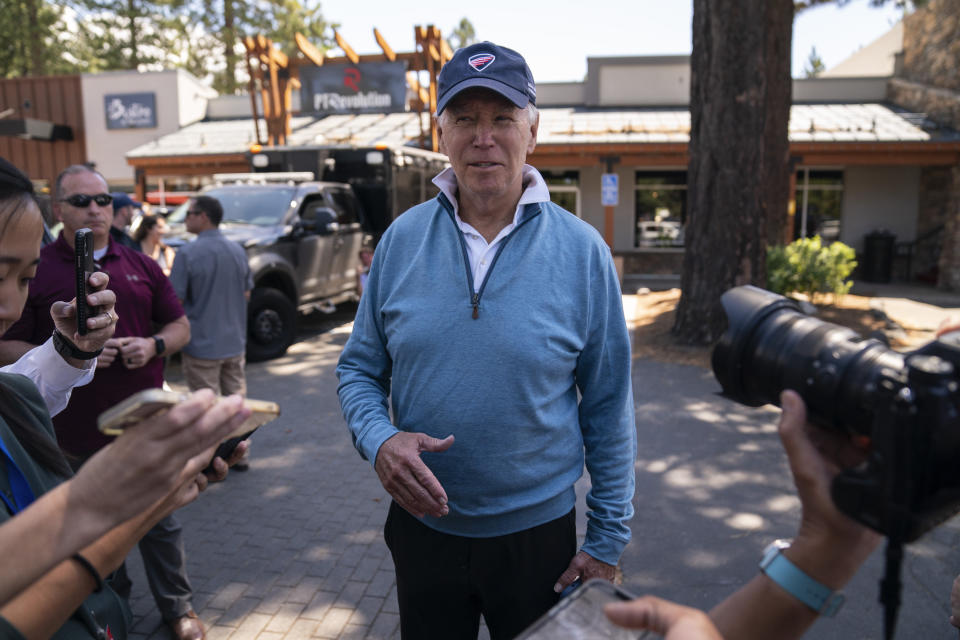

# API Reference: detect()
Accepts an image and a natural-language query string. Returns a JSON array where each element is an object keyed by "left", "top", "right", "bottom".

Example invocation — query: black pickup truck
[{"left": 166, "top": 172, "right": 366, "bottom": 361}]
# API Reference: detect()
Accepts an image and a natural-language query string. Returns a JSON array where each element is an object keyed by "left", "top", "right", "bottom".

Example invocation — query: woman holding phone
[{"left": 0, "top": 155, "right": 250, "bottom": 638}]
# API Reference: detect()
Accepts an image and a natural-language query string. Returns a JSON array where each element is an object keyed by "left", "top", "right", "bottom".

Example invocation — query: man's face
[
  {"left": 184, "top": 200, "right": 204, "bottom": 234},
  {"left": 114, "top": 205, "right": 133, "bottom": 227},
  {"left": 438, "top": 88, "right": 538, "bottom": 205},
  {"left": 54, "top": 170, "right": 112, "bottom": 247}
]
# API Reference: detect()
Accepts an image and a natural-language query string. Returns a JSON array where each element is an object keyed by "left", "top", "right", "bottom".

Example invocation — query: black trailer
[{"left": 248, "top": 145, "right": 449, "bottom": 240}]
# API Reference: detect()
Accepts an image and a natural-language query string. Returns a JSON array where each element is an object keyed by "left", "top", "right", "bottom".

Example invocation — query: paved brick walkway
[
  {"left": 126, "top": 325, "right": 410, "bottom": 639},
  {"left": 121, "top": 291, "right": 960, "bottom": 639}
]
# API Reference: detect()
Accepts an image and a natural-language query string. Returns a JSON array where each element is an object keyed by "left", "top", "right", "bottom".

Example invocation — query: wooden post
[
  {"left": 243, "top": 36, "right": 263, "bottom": 147},
  {"left": 602, "top": 157, "right": 619, "bottom": 250},
  {"left": 134, "top": 167, "right": 147, "bottom": 203},
  {"left": 786, "top": 164, "right": 797, "bottom": 245},
  {"left": 604, "top": 206, "right": 615, "bottom": 250}
]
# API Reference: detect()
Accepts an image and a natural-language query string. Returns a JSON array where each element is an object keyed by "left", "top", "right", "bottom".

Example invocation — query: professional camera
[
  {"left": 711, "top": 285, "right": 960, "bottom": 638},
  {"left": 711, "top": 285, "right": 960, "bottom": 543}
]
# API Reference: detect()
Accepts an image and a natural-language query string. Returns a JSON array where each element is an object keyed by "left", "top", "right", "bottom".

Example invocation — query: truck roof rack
[{"left": 212, "top": 172, "right": 315, "bottom": 184}]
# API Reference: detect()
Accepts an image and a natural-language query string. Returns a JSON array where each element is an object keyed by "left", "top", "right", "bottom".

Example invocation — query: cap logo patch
[{"left": 468, "top": 53, "right": 495, "bottom": 72}]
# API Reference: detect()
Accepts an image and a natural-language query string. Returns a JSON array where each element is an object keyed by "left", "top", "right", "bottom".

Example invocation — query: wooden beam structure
[
  {"left": 243, "top": 24, "right": 453, "bottom": 152},
  {"left": 333, "top": 30, "right": 360, "bottom": 64},
  {"left": 295, "top": 32, "right": 325, "bottom": 67},
  {"left": 413, "top": 25, "right": 448, "bottom": 151},
  {"left": 374, "top": 28, "right": 396, "bottom": 62},
  {"left": 243, "top": 35, "right": 298, "bottom": 145}
]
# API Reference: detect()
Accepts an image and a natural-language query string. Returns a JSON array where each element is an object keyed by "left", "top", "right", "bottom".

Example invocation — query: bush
[{"left": 767, "top": 236, "right": 857, "bottom": 303}]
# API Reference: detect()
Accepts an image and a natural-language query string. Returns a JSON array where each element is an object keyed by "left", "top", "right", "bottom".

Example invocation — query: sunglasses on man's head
[{"left": 61, "top": 193, "right": 113, "bottom": 208}]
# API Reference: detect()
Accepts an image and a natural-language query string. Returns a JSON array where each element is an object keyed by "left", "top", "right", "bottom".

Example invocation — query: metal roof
[
  {"left": 125, "top": 112, "right": 433, "bottom": 158},
  {"left": 126, "top": 103, "right": 954, "bottom": 160}
]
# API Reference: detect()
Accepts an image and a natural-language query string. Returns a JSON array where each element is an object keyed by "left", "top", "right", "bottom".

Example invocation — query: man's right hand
[
  {"left": 374, "top": 432, "right": 454, "bottom": 519},
  {"left": 97, "top": 338, "right": 123, "bottom": 369},
  {"left": 50, "top": 271, "right": 117, "bottom": 354}
]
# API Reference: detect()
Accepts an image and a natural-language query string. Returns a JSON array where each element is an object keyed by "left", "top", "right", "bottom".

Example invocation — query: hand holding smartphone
[
  {"left": 74, "top": 228, "right": 99, "bottom": 336},
  {"left": 97, "top": 389, "right": 280, "bottom": 439},
  {"left": 515, "top": 579, "right": 649, "bottom": 639}
]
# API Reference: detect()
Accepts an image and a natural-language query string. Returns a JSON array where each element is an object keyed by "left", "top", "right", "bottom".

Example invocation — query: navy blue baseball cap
[
  {"left": 436, "top": 41, "right": 537, "bottom": 115},
  {"left": 111, "top": 192, "right": 141, "bottom": 209}
]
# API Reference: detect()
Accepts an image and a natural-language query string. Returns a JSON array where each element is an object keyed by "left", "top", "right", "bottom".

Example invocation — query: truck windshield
[{"left": 168, "top": 186, "right": 297, "bottom": 226}]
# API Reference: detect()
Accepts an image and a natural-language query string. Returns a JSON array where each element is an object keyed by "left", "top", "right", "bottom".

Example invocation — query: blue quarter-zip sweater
[{"left": 336, "top": 193, "right": 637, "bottom": 564}]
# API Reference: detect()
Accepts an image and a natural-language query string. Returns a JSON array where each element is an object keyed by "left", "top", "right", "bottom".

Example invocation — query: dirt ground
[{"left": 629, "top": 289, "right": 932, "bottom": 369}]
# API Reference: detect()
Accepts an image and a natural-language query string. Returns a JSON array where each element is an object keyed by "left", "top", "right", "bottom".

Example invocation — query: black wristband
[
  {"left": 52, "top": 330, "right": 104, "bottom": 360},
  {"left": 72, "top": 553, "right": 104, "bottom": 592}
]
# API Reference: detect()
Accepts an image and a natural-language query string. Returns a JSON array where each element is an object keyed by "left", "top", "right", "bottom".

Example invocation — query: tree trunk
[
  {"left": 222, "top": 0, "right": 238, "bottom": 94},
  {"left": 673, "top": 0, "right": 793, "bottom": 345},
  {"left": 127, "top": 0, "right": 140, "bottom": 69},
  {"left": 26, "top": 0, "right": 44, "bottom": 75}
]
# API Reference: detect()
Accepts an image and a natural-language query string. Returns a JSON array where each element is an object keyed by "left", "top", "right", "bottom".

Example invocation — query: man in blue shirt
[
  {"left": 170, "top": 195, "right": 253, "bottom": 402},
  {"left": 337, "top": 42, "right": 636, "bottom": 639}
]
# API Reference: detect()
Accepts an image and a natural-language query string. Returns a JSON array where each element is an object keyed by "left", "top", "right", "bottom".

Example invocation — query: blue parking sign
[{"left": 601, "top": 173, "right": 618, "bottom": 206}]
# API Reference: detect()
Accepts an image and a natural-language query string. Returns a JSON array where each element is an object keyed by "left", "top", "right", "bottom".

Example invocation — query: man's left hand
[
  {"left": 553, "top": 550, "right": 616, "bottom": 593},
  {"left": 119, "top": 336, "right": 157, "bottom": 369}
]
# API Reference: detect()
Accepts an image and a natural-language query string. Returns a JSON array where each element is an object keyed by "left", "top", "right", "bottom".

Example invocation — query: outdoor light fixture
[{"left": 0, "top": 117, "right": 73, "bottom": 142}]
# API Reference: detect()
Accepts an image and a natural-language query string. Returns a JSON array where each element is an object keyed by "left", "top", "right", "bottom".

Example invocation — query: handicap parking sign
[{"left": 601, "top": 173, "right": 618, "bottom": 206}]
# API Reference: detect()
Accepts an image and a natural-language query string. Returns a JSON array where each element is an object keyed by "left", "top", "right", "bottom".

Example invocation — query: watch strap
[
  {"left": 152, "top": 335, "right": 165, "bottom": 356},
  {"left": 52, "top": 330, "right": 104, "bottom": 360},
  {"left": 760, "top": 541, "right": 845, "bottom": 617}
]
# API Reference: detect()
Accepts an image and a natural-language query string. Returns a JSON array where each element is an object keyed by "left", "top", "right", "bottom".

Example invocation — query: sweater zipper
[{"left": 441, "top": 194, "right": 541, "bottom": 319}]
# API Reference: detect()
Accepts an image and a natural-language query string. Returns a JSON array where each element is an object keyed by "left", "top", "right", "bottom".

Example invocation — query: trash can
[{"left": 862, "top": 229, "right": 896, "bottom": 283}]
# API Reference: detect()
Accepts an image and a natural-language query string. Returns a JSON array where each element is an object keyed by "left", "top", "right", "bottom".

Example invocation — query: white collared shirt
[
  {"left": 433, "top": 164, "right": 552, "bottom": 292},
  {"left": 0, "top": 338, "right": 95, "bottom": 417}
]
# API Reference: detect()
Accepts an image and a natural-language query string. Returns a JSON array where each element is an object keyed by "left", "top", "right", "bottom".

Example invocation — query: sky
[{"left": 318, "top": 0, "right": 909, "bottom": 82}]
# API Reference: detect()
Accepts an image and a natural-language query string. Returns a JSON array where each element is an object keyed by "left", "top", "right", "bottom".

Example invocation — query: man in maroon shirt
[{"left": 0, "top": 165, "right": 205, "bottom": 640}]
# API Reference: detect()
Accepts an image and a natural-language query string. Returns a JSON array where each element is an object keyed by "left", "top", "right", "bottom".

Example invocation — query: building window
[
  {"left": 795, "top": 169, "right": 843, "bottom": 243},
  {"left": 543, "top": 170, "right": 580, "bottom": 217},
  {"left": 635, "top": 171, "right": 686, "bottom": 248}
]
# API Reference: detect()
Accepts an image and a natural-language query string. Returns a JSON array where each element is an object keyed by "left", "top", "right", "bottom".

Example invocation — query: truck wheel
[{"left": 247, "top": 287, "right": 297, "bottom": 362}]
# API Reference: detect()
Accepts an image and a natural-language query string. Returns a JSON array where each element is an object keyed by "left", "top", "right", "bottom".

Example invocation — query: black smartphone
[
  {"left": 74, "top": 228, "right": 98, "bottom": 335},
  {"left": 202, "top": 431, "right": 256, "bottom": 475},
  {"left": 515, "top": 579, "right": 649, "bottom": 639}
]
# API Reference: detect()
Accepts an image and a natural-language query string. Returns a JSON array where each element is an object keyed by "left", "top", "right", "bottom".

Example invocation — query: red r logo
[{"left": 344, "top": 68, "right": 361, "bottom": 92}]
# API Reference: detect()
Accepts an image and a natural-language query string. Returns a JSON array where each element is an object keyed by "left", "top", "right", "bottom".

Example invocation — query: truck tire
[{"left": 247, "top": 287, "right": 297, "bottom": 362}]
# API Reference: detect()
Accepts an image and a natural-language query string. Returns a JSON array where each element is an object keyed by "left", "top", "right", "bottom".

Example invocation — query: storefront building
[{"left": 4, "top": 6, "right": 959, "bottom": 287}]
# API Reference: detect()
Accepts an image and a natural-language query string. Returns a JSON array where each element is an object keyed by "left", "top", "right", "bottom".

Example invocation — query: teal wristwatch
[{"left": 760, "top": 539, "right": 845, "bottom": 617}]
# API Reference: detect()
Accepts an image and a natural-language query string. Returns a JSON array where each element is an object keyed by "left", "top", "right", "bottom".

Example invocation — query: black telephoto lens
[{"left": 711, "top": 285, "right": 906, "bottom": 436}]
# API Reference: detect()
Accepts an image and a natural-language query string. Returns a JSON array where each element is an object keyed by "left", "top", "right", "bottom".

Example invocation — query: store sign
[
  {"left": 300, "top": 62, "right": 407, "bottom": 115},
  {"left": 601, "top": 173, "right": 619, "bottom": 206},
  {"left": 104, "top": 93, "right": 157, "bottom": 129}
]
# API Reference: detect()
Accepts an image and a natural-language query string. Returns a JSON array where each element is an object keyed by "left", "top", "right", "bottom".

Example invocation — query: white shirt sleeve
[{"left": 0, "top": 338, "right": 95, "bottom": 417}]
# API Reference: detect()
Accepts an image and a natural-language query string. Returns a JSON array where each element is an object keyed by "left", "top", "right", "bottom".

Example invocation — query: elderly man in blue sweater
[{"left": 336, "top": 41, "right": 636, "bottom": 639}]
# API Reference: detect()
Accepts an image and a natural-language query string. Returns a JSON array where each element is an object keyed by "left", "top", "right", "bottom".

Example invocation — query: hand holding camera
[{"left": 713, "top": 285, "right": 960, "bottom": 638}]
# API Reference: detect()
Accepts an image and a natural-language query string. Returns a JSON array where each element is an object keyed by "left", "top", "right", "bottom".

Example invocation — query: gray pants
[
  {"left": 109, "top": 513, "right": 194, "bottom": 621},
  {"left": 71, "top": 456, "right": 194, "bottom": 621}
]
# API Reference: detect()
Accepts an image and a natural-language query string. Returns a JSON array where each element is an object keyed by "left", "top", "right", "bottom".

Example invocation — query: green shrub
[{"left": 766, "top": 236, "right": 857, "bottom": 303}]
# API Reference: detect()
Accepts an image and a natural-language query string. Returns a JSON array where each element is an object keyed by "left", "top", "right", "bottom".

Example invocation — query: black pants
[{"left": 384, "top": 501, "right": 576, "bottom": 640}]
